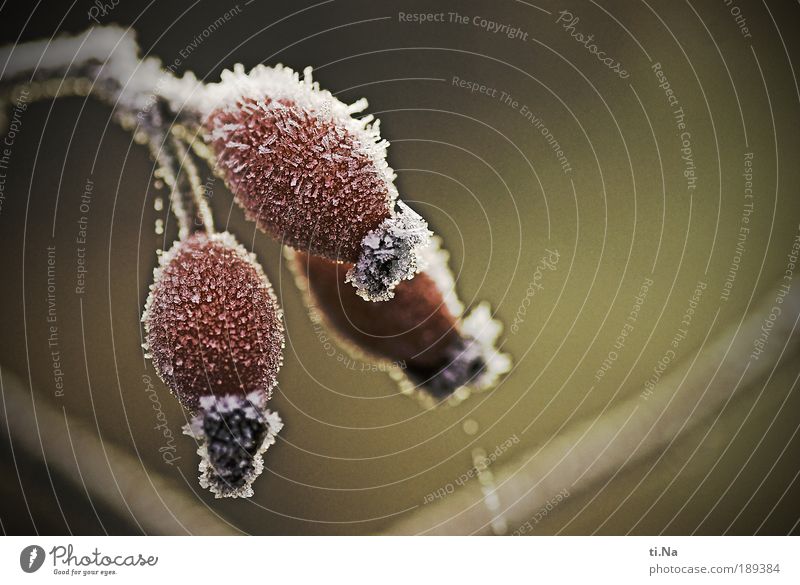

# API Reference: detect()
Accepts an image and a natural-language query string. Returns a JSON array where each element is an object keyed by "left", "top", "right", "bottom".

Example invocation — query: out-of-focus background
[{"left": 0, "top": 0, "right": 799, "bottom": 535}]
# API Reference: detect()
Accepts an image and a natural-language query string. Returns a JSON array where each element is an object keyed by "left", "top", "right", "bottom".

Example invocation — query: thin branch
[
  {"left": 147, "top": 135, "right": 192, "bottom": 241},
  {"left": 170, "top": 132, "right": 214, "bottom": 234}
]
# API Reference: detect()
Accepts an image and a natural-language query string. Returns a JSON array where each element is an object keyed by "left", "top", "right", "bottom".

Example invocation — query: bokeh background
[{"left": 0, "top": 0, "right": 799, "bottom": 535}]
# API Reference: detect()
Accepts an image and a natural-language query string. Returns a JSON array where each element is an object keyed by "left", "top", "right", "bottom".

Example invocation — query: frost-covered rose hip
[
  {"left": 288, "top": 238, "right": 511, "bottom": 402},
  {"left": 198, "top": 64, "right": 430, "bottom": 302},
  {"left": 143, "top": 231, "right": 284, "bottom": 408},
  {"left": 143, "top": 231, "right": 284, "bottom": 497}
]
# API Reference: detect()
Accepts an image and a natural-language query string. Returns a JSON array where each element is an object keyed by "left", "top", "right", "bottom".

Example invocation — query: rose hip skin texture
[
  {"left": 143, "top": 232, "right": 284, "bottom": 411},
  {"left": 206, "top": 97, "right": 391, "bottom": 262},
  {"left": 295, "top": 251, "right": 480, "bottom": 392}
]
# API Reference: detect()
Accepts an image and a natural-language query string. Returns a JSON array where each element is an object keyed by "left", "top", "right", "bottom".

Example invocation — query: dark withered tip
[
  {"left": 408, "top": 338, "right": 487, "bottom": 400},
  {"left": 347, "top": 201, "right": 431, "bottom": 302},
  {"left": 184, "top": 391, "right": 283, "bottom": 499}
]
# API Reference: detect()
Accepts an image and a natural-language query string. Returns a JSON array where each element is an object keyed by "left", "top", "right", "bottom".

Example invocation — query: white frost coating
[
  {"left": 0, "top": 25, "right": 201, "bottom": 113},
  {"left": 461, "top": 302, "right": 512, "bottom": 391},
  {"left": 0, "top": 26, "right": 133, "bottom": 79},
  {"left": 419, "top": 236, "right": 464, "bottom": 318},
  {"left": 190, "top": 63, "right": 399, "bottom": 209}
]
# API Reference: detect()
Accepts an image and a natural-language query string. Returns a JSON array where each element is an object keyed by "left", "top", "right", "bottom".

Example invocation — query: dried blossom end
[
  {"left": 184, "top": 391, "right": 283, "bottom": 499},
  {"left": 407, "top": 303, "right": 513, "bottom": 403},
  {"left": 346, "top": 201, "right": 431, "bottom": 302},
  {"left": 411, "top": 338, "right": 487, "bottom": 400}
]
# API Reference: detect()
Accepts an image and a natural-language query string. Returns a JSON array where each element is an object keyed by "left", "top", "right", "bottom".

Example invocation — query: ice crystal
[{"left": 461, "top": 303, "right": 513, "bottom": 391}]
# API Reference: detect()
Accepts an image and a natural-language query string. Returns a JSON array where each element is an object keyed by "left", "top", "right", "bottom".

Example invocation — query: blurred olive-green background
[{"left": 0, "top": 0, "right": 798, "bottom": 534}]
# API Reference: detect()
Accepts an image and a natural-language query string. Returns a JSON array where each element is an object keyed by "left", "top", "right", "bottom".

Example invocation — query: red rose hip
[
  {"left": 200, "top": 64, "right": 430, "bottom": 302},
  {"left": 143, "top": 231, "right": 285, "bottom": 497},
  {"left": 288, "top": 237, "right": 511, "bottom": 403}
]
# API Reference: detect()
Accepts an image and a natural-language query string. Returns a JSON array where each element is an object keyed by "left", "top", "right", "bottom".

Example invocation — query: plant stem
[
  {"left": 149, "top": 138, "right": 192, "bottom": 241},
  {"left": 170, "top": 133, "right": 215, "bottom": 234}
]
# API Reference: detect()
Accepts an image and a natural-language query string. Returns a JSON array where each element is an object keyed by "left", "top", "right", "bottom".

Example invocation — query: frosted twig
[
  {"left": 1, "top": 26, "right": 201, "bottom": 137},
  {"left": 148, "top": 136, "right": 192, "bottom": 241},
  {"left": 170, "top": 128, "right": 215, "bottom": 234}
]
